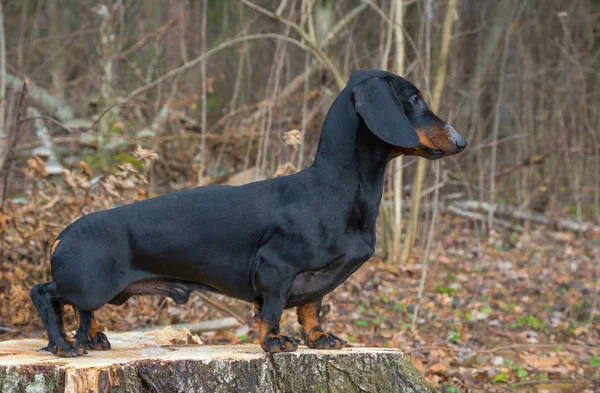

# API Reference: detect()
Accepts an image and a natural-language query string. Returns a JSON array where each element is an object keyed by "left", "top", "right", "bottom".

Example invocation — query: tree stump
[{"left": 0, "top": 331, "right": 434, "bottom": 393}]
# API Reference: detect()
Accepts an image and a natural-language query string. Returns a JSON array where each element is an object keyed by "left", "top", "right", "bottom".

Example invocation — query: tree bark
[
  {"left": 391, "top": 0, "right": 405, "bottom": 264},
  {"left": 0, "top": 331, "right": 434, "bottom": 393}
]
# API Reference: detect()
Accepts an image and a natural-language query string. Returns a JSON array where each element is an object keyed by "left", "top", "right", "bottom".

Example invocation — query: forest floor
[{"left": 1, "top": 214, "right": 598, "bottom": 393}]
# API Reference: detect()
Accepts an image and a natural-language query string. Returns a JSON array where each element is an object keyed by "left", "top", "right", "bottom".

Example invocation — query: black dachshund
[{"left": 31, "top": 70, "right": 466, "bottom": 356}]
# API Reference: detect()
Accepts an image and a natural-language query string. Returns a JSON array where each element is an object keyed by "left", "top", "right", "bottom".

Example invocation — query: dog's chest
[{"left": 286, "top": 231, "right": 375, "bottom": 307}]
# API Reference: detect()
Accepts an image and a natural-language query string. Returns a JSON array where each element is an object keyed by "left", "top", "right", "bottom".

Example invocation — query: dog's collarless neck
[{"left": 310, "top": 92, "right": 390, "bottom": 213}]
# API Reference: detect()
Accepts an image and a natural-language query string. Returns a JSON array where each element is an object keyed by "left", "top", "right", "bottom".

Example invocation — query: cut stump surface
[{"left": 0, "top": 331, "right": 435, "bottom": 393}]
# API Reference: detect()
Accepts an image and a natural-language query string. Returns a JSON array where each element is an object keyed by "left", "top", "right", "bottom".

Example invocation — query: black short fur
[{"left": 30, "top": 70, "right": 466, "bottom": 356}]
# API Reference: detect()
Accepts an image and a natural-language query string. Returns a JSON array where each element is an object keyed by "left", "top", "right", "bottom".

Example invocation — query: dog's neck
[{"left": 311, "top": 90, "right": 392, "bottom": 215}]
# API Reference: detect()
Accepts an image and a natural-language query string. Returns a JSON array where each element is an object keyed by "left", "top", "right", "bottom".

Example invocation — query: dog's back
[{"left": 50, "top": 173, "right": 317, "bottom": 309}]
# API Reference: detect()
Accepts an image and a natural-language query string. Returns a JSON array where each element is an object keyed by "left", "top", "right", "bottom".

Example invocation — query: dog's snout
[{"left": 445, "top": 125, "right": 467, "bottom": 152}]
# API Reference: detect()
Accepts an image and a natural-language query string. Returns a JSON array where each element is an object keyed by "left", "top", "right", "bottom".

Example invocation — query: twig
[
  {"left": 196, "top": 292, "right": 245, "bottom": 325},
  {"left": 0, "top": 326, "right": 21, "bottom": 334},
  {"left": 448, "top": 200, "right": 600, "bottom": 233},
  {"left": 18, "top": 103, "right": 137, "bottom": 135},
  {"left": 12, "top": 115, "right": 75, "bottom": 133},
  {"left": 408, "top": 343, "right": 600, "bottom": 354},
  {"left": 127, "top": 34, "right": 311, "bottom": 101},
  {"left": 512, "top": 379, "right": 591, "bottom": 388},
  {"left": 319, "top": 3, "right": 367, "bottom": 48},
  {"left": 275, "top": 0, "right": 289, "bottom": 17},
  {"left": 236, "top": 0, "right": 345, "bottom": 89},
  {"left": 119, "top": 19, "right": 175, "bottom": 59},
  {"left": 589, "top": 264, "right": 599, "bottom": 326},
  {"left": 144, "top": 297, "right": 168, "bottom": 325},
  {"left": 479, "top": 343, "right": 600, "bottom": 353}
]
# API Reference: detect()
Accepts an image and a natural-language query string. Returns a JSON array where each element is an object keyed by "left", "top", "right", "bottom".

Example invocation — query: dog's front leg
[
  {"left": 254, "top": 262, "right": 299, "bottom": 353},
  {"left": 297, "top": 298, "right": 347, "bottom": 349}
]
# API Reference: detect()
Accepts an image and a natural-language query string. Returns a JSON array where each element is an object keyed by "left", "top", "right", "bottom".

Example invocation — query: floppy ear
[{"left": 352, "top": 77, "right": 420, "bottom": 148}]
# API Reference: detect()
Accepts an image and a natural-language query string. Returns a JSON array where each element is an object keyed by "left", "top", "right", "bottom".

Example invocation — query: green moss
[{"left": 114, "top": 152, "right": 142, "bottom": 170}]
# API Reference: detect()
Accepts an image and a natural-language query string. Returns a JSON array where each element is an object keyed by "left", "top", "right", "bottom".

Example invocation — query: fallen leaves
[
  {"left": 146, "top": 326, "right": 202, "bottom": 346},
  {"left": 520, "top": 353, "right": 561, "bottom": 370},
  {"left": 0, "top": 161, "right": 598, "bottom": 392}
]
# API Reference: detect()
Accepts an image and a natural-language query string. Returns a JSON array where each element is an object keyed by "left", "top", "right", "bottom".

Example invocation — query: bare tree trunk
[
  {"left": 313, "top": 0, "right": 334, "bottom": 46},
  {"left": 166, "top": 0, "right": 186, "bottom": 70},
  {"left": 48, "top": 0, "right": 67, "bottom": 101},
  {"left": 402, "top": 0, "right": 457, "bottom": 262},
  {"left": 297, "top": 0, "right": 313, "bottom": 169},
  {"left": 391, "top": 0, "right": 405, "bottom": 264},
  {"left": 0, "top": 0, "right": 6, "bottom": 160},
  {"left": 96, "top": 4, "right": 117, "bottom": 149},
  {"left": 189, "top": 0, "right": 200, "bottom": 51},
  {"left": 377, "top": 0, "right": 396, "bottom": 260},
  {"left": 198, "top": 0, "right": 208, "bottom": 185},
  {"left": 487, "top": 1, "right": 528, "bottom": 230},
  {"left": 466, "top": 1, "right": 512, "bottom": 100},
  {"left": 412, "top": 160, "right": 440, "bottom": 328},
  {"left": 487, "top": 30, "right": 511, "bottom": 230}
]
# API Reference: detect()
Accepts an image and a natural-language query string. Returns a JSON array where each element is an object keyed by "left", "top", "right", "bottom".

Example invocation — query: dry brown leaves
[
  {"left": 0, "top": 156, "right": 152, "bottom": 331},
  {"left": 1, "top": 160, "right": 598, "bottom": 392}
]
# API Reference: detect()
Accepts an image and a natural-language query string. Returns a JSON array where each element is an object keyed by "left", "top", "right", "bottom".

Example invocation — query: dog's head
[{"left": 349, "top": 70, "right": 466, "bottom": 159}]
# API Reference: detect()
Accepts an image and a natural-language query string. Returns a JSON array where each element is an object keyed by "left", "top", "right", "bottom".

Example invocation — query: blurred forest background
[{"left": 0, "top": 1, "right": 599, "bottom": 391}]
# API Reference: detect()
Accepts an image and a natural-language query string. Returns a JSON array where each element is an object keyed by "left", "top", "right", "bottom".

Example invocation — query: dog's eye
[{"left": 409, "top": 95, "right": 419, "bottom": 105}]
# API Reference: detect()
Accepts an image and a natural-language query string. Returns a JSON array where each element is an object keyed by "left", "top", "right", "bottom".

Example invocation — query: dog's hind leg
[
  {"left": 30, "top": 282, "right": 87, "bottom": 357},
  {"left": 74, "top": 308, "right": 111, "bottom": 350}
]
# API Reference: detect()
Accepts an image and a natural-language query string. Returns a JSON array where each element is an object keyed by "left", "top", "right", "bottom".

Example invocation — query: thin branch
[
  {"left": 127, "top": 34, "right": 311, "bottom": 101},
  {"left": 237, "top": 0, "right": 345, "bottom": 89},
  {"left": 411, "top": 161, "right": 440, "bottom": 328},
  {"left": 198, "top": 0, "right": 208, "bottom": 185},
  {"left": 319, "top": 3, "right": 367, "bottom": 48},
  {"left": 196, "top": 293, "right": 245, "bottom": 325},
  {"left": 275, "top": 0, "right": 290, "bottom": 17},
  {"left": 0, "top": 0, "right": 6, "bottom": 143},
  {"left": 16, "top": 103, "right": 136, "bottom": 136},
  {"left": 0, "top": 326, "right": 20, "bottom": 334}
]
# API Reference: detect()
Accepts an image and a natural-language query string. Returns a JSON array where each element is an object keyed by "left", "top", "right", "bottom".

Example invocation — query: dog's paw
[
  {"left": 80, "top": 332, "right": 111, "bottom": 351},
  {"left": 261, "top": 333, "right": 299, "bottom": 353},
  {"left": 47, "top": 338, "right": 88, "bottom": 357},
  {"left": 302, "top": 330, "right": 347, "bottom": 350}
]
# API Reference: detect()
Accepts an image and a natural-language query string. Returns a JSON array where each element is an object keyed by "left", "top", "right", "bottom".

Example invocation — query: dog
[{"left": 30, "top": 70, "right": 466, "bottom": 356}]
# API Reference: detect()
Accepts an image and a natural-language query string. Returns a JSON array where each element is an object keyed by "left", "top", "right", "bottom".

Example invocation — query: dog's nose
[
  {"left": 455, "top": 135, "right": 467, "bottom": 151},
  {"left": 445, "top": 125, "right": 467, "bottom": 152}
]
